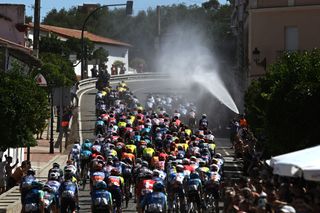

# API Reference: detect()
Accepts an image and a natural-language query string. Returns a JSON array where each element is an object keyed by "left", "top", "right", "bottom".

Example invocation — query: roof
[
  {"left": 28, "top": 23, "right": 131, "bottom": 47},
  {"left": 0, "top": 36, "right": 41, "bottom": 66}
]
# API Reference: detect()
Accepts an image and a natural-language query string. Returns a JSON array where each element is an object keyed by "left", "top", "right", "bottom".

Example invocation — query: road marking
[{"left": 78, "top": 87, "right": 96, "bottom": 144}]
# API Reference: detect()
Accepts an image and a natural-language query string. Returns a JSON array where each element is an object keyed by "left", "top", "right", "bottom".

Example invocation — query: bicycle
[
  {"left": 81, "top": 161, "right": 89, "bottom": 191},
  {"left": 171, "top": 192, "right": 180, "bottom": 213}
]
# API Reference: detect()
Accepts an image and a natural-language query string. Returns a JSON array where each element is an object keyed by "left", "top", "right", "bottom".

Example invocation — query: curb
[{"left": 0, "top": 153, "right": 68, "bottom": 212}]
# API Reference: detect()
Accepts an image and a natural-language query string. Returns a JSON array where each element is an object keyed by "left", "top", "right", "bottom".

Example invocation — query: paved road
[{"left": 78, "top": 79, "right": 242, "bottom": 212}]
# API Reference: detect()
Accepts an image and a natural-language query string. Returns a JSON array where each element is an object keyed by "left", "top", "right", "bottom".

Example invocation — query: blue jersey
[
  {"left": 60, "top": 180, "right": 77, "bottom": 199},
  {"left": 91, "top": 189, "right": 113, "bottom": 207},
  {"left": 141, "top": 192, "right": 167, "bottom": 213},
  {"left": 46, "top": 180, "right": 61, "bottom": 194},
  {"left": 80, "top": 149, "right": 92, "bottom": 160},
  {"left": 186, "top": 178, "right": 202, "bottom": 192}
]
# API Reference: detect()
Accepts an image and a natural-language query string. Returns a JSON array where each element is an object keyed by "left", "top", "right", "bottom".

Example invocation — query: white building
[{"left": 27, "top": 23, "right": 131, "bottom": 77}]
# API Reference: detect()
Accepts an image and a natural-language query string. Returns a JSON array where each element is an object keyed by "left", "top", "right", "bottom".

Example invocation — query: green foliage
[
  {"left": 42, "top": 3, "right": 235, "bottom": 69},
  {"left": 0, "top": 70, "right": 49, "bottom": 149},
  {"left": 40, "top": 36, "right": 94, "bottom": 61},
  {"left": 113, "top": 60, "right": 124, "bottom": 68},
  {"left": 245, "top": 49, "right": 320, "bottom": 156},
  {"left": 130, "top": 58, "right": 146, "bottom": 70},
  {"left": 92, "top": 47, "right": 109, "bottom": 65},
  {"left": 35, "top": 53, "right": 77, "bottom": 88},
  {"left": 40, "top": 36, "right": 67, "bottom": 55}
]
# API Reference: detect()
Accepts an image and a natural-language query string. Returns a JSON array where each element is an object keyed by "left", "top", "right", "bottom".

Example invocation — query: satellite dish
[{"left": 34, "top": 73, "right": 47, "bottom": 87}]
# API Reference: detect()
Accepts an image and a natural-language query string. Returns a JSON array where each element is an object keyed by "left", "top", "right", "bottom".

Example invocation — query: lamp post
[{"left": 80, "top": 1, "right": 133, "bottom": 80}]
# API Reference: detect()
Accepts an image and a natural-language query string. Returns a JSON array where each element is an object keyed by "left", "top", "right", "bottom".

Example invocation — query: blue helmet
[
  {"left": 190, "top": 172, "right": 200, "bottom": 179},
  {"left": 95, "top": 181, "right": 108, "bottom": 190},
  {"left": 153, "top": 182, "right": 164, "bottom": 191}
]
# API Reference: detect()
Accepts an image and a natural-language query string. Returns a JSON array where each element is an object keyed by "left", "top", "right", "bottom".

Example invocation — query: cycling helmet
[
  {"left": 144, "top": 170, "right": 153, "bottom": 179},
  {"left": 64, "top": 166, "right": 73, "bottom": 175},
  {"left": 53, "top": 163, "right": 60, "bottom": 168},
  {"left": 190, "top": 172, "right": 200, "bottom": 179},
  {"left": 215, "top": 153, "right": 222, "bottom": 159},
  {"left": 202, "top": 114, "right": 207, "bottom": 118},
  {"left": 198, "top": 160, "right": 206, "bottom": 167},
  {"left": 95, "top": 181, "right": 108, "bottom": 190},
  {"left": 153, "top": 182, "right": 165, "bottom": 192},
  {"left": 136, "top": 158, "right": 142, "bottom": 165},
  {"left": 141, "top": 161, "right": 149, "bottom": 168},
  {"left": 152, "top": 169, "right": 160, "bottom": 177},
  {"left": 176, "top": 164, "right": 184, "bottom": 172},
  {"left": 111, "top": 168, "right": 120, "bottom": 176},
  {"left": 84, "top": 139, "right": 91, "bottom": 143},
  {"left": 49, "top": 172, "right": 59, "bottom": 180},
  {"left": 210, "top": 164, "right": 219, "bottom": 172},
  {"left": 182, "top": 158, "right": 190, "bottom": 165},
  {"left": 27, "top": 168, "right": 36, "bottom": 176}
]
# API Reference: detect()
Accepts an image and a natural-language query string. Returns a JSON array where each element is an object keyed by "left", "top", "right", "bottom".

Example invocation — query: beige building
[{"left": 232, "top": 0, "right": 320, "bottom": 82}]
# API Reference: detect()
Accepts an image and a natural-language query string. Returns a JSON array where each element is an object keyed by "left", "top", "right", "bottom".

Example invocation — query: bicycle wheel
[{"left": 82, "top": 165, "right": 88, "bottom": 190}]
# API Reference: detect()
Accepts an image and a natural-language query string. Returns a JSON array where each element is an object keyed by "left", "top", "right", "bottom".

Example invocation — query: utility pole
[
  {"left": 33, "top": 0, "right": 41, "bottom": 58},
  {"left": 27, "top": 0, "right": 41, "bottom": 161}
]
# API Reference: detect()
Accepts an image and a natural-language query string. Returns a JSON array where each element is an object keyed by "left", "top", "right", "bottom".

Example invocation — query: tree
[
  {"left": 33, "top": 53, "right": 77, "bottom": 88},
  {"left": 245, "top": 49, "right": 320, "bottom": 156},
  {"left": 0, "top": 69, "right": 48, "bottom": 150},
  {"left": 42, "top": 3, "right": 236, "bottom": 70},
  {"left": 92, "top": 47, "right": 109, "bottom": 66}
]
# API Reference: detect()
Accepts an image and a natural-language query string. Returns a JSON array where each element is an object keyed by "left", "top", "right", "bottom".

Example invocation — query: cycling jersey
[
  {"left": 91, "top": 171, "right": 106, "bottom": 186},
  {"left": 24, "top": 189, "right": 44, "bottom": 212},
  {"left": 80, "top": 149, "right": 92, "bottom": 160},
  {"left": 125, "top": 144, "right": 137, "bottom": 154},
  {"left": 60, "top": 180, "right": 77, "bottom": 199},
  {"left": 108, "top": 176, "right": 124, "bottom": 189},
  {"left": 141, "top": 192, "right": 167, "bottom": 213},
  {"left": 91, "top": 189, "right": 113, "bottom": 209},
  {"left": 82, "top": 142, "right": 93, "bottom": 151},
  {"left": 143, "top": 148, "right": 155, "bottom": 159},
  {"left": 186, "top": 178, "right": 202, "bottom": 193}
]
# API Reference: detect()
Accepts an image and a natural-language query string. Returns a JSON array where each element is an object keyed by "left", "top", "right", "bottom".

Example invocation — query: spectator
[
  {"left": 120, "top": 64, "right": 126, "bottom": 74},
  {"left": 5, "top": 156, "right": 18, "bottom": 190},
  {"left": 229, "top": 118, "right": 239, "bottom": 149},
  {"left": 70, "top": 82, "right": 79, "bottom": 107},
  {"left": 111, "top": 64, "right": 117, "bottom": 75},
  {"left": 91, "top": 65, "right": 98, "bottom": 77},
  {"left": 7, "top": 160, "right": 30, "bottom": 190}
]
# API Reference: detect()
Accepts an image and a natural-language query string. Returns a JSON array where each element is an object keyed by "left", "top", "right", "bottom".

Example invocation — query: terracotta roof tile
[{"left": 28, "top": 23, "right": 131, "bottom": 47}]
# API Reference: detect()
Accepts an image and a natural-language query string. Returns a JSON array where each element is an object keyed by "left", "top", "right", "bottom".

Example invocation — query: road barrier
[{"left": 77, "top": 72, "right": 168, "bottom": 94}]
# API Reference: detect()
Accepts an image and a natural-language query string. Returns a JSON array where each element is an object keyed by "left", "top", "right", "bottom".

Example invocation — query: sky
[{"left": 0, "top": 0, "right": 227, "bottom": 20}]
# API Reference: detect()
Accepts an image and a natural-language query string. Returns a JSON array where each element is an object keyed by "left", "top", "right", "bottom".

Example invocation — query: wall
[
  {"left": 248, "top": 5, "right": 320, "bottom": 78},
  {"left": 0, "top": 4, "right": 25, "bottom": 45}
]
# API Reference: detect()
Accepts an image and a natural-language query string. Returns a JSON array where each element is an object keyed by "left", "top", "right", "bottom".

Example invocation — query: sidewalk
[{"left": 23, "top": 113, "right": 71, "bottom": 178}]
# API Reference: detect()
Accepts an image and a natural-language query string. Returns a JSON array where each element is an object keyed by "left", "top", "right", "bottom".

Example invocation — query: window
[{"left": 285, "top": 27, "right": 299, "bottom": 51}]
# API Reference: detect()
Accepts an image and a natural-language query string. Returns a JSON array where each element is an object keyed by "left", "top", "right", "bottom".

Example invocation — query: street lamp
[
  {"left": 252, "top": 47, "right": 267, "bottom": 70},
  {"left": 80, "top": 1, "right": 133, "bottom": 80}
]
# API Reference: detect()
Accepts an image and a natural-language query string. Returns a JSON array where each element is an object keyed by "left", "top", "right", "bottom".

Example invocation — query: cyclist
[
  {"left": 167, "top": 164, "right": 186, "bottom": 212},
  {"left": 23, "top": 181, "right": 45, "bottom": 213},
  {"left": 185, "top": 172, "right": 203, "bottom": 212},
  {"left": 60, "top": 172, "right": 79, "bottom": 213},
  {"left": 199, "top": 114, "right": 208, "bottom": 130},
  {"left": 48, "top": 163, "right": 63, "bottom": 182},
  {"left": 46, "top": 171, "right": 61, "bottom": 213},
  {"left": 20, "top": 168, "right": 37, "bottom": 212},
  {"left": 140, "top": 182, "right": 167, "bottom": 213},
  {"left": 69, "top": 144, "right": 81, "bottom": 172},
  {"left": 107, "top": 169, "right": 124, "bottom": 213},
  {"left": 91, "top": 181, "right": 113, "bottom": 212}
]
